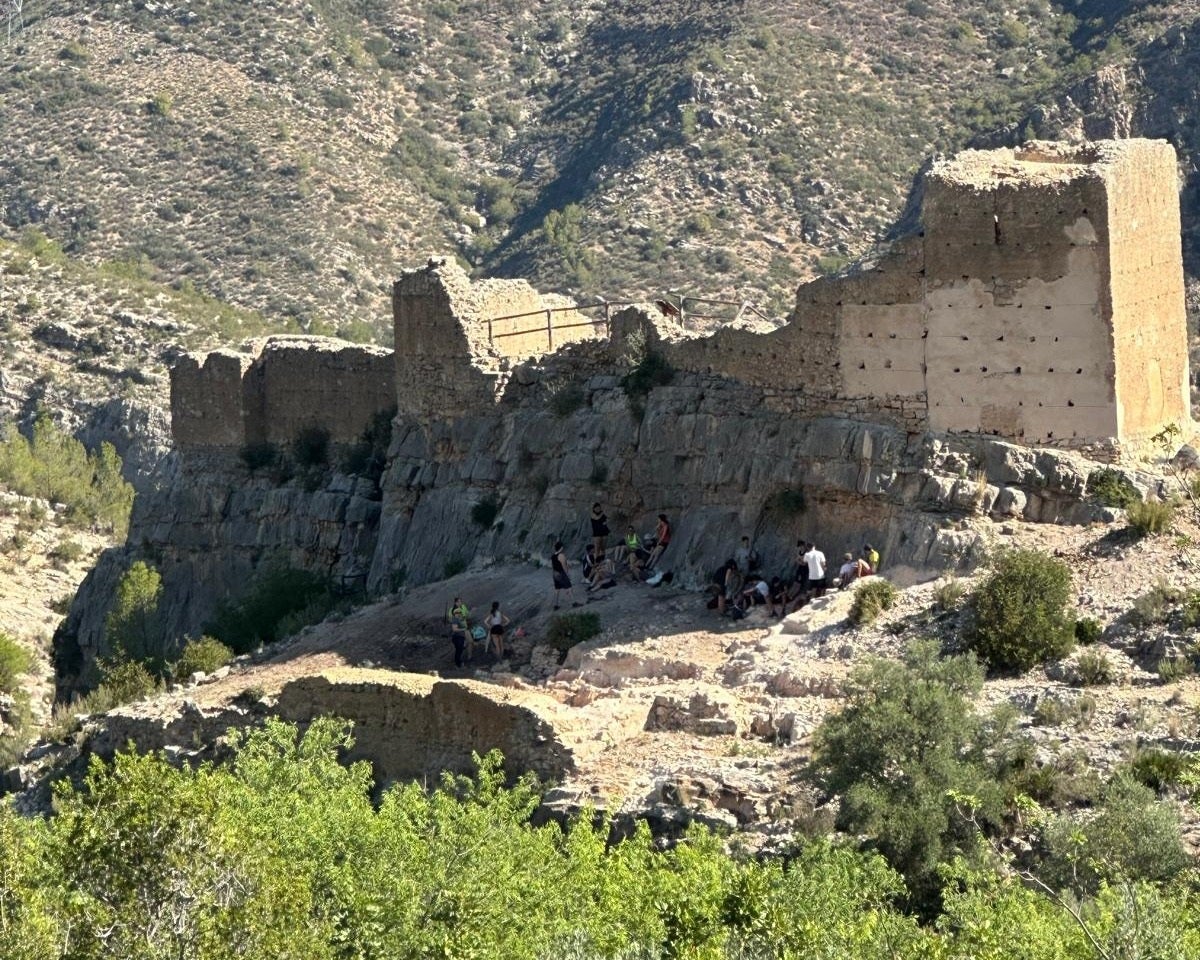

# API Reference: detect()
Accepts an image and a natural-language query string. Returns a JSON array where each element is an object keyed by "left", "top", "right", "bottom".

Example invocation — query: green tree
[
  {"left": 105, "top": 561, "right": 167, "bottom": 672},
  {"left": 812, "top": 640, "right": 1006, "bottom": 912},
  {"left": 965, "top": 548, "right": 1076, "bottom": 671}
]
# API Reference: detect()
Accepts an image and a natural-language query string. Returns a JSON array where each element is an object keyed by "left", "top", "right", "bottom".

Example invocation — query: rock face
[{"left": 56, "top": 140, "right": 1193, "bottom": 691}]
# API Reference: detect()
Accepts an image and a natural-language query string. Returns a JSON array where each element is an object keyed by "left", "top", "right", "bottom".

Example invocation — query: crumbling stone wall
[
  {"left": 393, "top": 259, "right": 598, "bottom": 420},
  {"left": 276, "top": 669, "right": 577, "bottom": 784},
  {"left": 171, "top": 336, "right": 394, "bottom": 451}
]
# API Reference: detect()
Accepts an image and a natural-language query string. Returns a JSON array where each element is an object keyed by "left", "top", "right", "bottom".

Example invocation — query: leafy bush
[
  {"left": 174, "top": 636, "right": 233, "bottom": 680},
  {"left": 340, "top": 406, "right": 394, "bottom": 484},
  {"left": 292, "top": 426, "right": 331, "bottom": 468},
  {"left": 1032, "top": 693, "right": 1095, "bottom": 730},
  {"left": 546, "top": 612, "right": 601, "bottom": 653},
  {"left": 765, "top": 486, "right": 806, "bottom": 516},
  {"left": 963, "top": 549, "right": 1075, "bottom": 672},
  {"left": 1073, "top": 617, "right": 1101, "bottom": 645},
  {"left": 1038, "top": 775, "right": 1190, "bottom": 895},
  {"left": 0, "top": 632, "right": 32, "bottom": 694},
  {"left": 48, "top": 538, "right": 86, "bottom": 565},
  {"left": 1086, "top": 468, "right": 1141, "bottom": 509},
  {"left": 849, "top": 579, "right": 899, "bottom": 626},
  {"left": 443, "top": 557, "right": 467, "bottom": 579},
  {"left": 470, "top": 496, "right": 499, "bottom": 528},
  {"left": 621, "top": 350, "right": 674, "bottom": 399},
  {"left": 1073, "top": 649, "right": 1113, "bottom": 686},
  {"left": 239, "top": 441, "right": 278, "bottom": 472},
  {"left": 97, "top": 658, "right": 158, "bottom": 703},
  {"left": 548, "top": 381, "right": 586, "bottom": 418},
  {"left": 1126, "top": 498, "right": 1176, "bottom": 536},
  {"left": 208, "top": 564, "right": 336, "bottom": 654},
  {"left": 1127, "top": 748, "right": 1195, "bottom": 793}
]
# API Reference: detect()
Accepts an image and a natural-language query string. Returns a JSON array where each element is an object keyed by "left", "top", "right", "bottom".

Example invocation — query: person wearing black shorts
[
  {"left": 486, "top": 601, "right": 510, "bottom": 658},
  {"left": 551, "top": 541, "right": 580, "bottom": 608}
]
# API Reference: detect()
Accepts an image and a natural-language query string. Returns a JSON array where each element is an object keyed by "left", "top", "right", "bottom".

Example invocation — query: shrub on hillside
[
  {"left": 1073, "top": 649, "right": 1113, "bottom": 686},
  {"left": 174, "top": 636, "right": 233, "bottom": 680},
  {"left": 548, "top": 381, "right": 586, "bottom": 417},
  {"left": 932, "top": 577, "right": 966, "bottom": 613},
  {"left": 1073, "top": 617, "right": 1102, "bottom": 645},
  {"left": 208, "top": 564, "right": 336, "bottom": 654},
  {"left": 105, "top": 561, "right": 168, "bottom": 675},
  {"left": 239, "top": 441, "right": 279, "bottom": 473},
  {"left": 470, "top": 496, "right": 499, "bottom": 529},
  {"left": 963, "top": 549, "right": 1075, "bottom": 672},
  {"left": 1038, "top": 775, "right": 1190, "bottom": 895},
  {"left": 1086, "top": 467, "right": 1141, "bottom": 509},
  {"left": 1126, "top": 498, "right": 1176, "bottom": 536},
  {"left": 546, "top": 612, "right": 601, "bottom": 655},
  {"left": 98, "top": 658, "right": 158, "bottom": 704},
  {"left": 0, "top": 632, "right": 32, "bottom": 694},
  {"left": 849, "top": 579, "right": 898, "bottom": 626},
  {"left": 1132, "top": 579, "right": 1184, "bottom": 626},
  {"left": 621, "top": 350, "right": 674, "bottom": 399}
]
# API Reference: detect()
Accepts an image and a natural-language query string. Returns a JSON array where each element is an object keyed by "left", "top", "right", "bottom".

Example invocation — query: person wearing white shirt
[{"left": 804, "top": 543, "right": 827, "bottom": 596}]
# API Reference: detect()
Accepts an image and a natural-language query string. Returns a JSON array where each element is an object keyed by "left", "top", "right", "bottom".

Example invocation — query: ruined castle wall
[
  {"left": 1104, "top": 143, "right": 1190, "bottom": 440},
  {"left": 171, "top": 338, "right": 394, "bottom": 450},
  {"left": 275, "top": 669, "right": 576, "bottom": 784},
  {"left": 244, "top": 338, "right": 394, "bottom": 447},
  {"left": 170, "top": 349, "right": 255, "bottom": 448},
  {"left": 664, "top": 237, "right": 928, "bottom": 432},
  {"left": 922, "top": 156, "right": 1120, "bottom": 446}
]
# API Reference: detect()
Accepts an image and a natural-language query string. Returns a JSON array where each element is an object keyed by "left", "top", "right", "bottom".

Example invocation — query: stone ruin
[
  {"left": 58, "top": 138, "right": 1194, "bottom": 693},
  {"left": 170, "top": 138, "right": 1190, "bottom": 463}
]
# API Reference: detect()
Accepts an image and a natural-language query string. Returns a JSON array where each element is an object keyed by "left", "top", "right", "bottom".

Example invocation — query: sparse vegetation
[
  {"left": 240, "top": 441, "right": 280, "bottom": 474},
  {"left": 1126, "top": 498, "right": 1177, "bottom": 536},
  {"left": 1086, "top": 467, "right": 1141, "bottom": 509},
  {"left": 964, "top": 549, "right": 1075, "bottom": 672},
  {"left": 292, "top": 426, "right": 331, "bottom": 468},
  {"left": 548, "top": 381, "right": 586, "bottom": 418},
  {"left": 1073, "top": 617, "right": 1102, "bottom": 645},
  {"left": 0, "top": 415, "right": 134, "bottom": 535},
  {"left": 0, "top": 632, "right": 32, "bottom": 694},
  {"left": 764, "top": 487, "right": 806, "bottom": 517},
  {"left": 1073, "top": 648, "right": 1113, "bottom": 686},
  {"left": 621, "top": 351, "right": 675, "bottom": 401},
  {"left": 849, "top": 579, "right": 898, "bottom": 626},
  {"left": 546, "top": 612, "right": 601, "bottom": 654},
  {"left": 1132, "top": 579, "right": 1185, "bottom": 626},
  {"left": 208, "top": 564, "right": 339, "bottom": 654},
  {"left": 174, "top": 635, "right": 234, "bottom": 680},
  {"left": 932, "top": 577, "right": 966, "bottom": 613}
]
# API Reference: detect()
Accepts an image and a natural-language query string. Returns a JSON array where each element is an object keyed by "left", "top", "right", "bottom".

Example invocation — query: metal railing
[{"left": 484, "top": 294, "right": 773, "bottom": 352}]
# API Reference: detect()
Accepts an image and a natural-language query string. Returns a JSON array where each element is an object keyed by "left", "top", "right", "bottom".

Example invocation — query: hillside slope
[{"left": 3, "top": 0, "right": 1196, "bottom": 334}]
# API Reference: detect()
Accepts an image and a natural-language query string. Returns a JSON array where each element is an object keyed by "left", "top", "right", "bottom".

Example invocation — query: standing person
[
  {"left": 788, "top": 540, "right": 810, "bottom": 610},
  {"left": 805, "top": 542, "right": 828, "bottom": 597},
  {"left": 647, "top": 513, "right": 671, "bottom": 569},
  {"left": 864, "top": 543, "right": 880, "bottom": 573},
  {"left": 448, "top": 601, "right": 468, "bottom": 668},
  {"left": 550, "top": 540, "right": 580, "bottom": 608},
  {"left": 734, "top": 536, "right": 754, "bottom": 577},
  {"left": 589, "top": 503, "right": 610, "bottom": 559},
  {"left": 486, "top": 601, "right": 511, "bottom": 659}
]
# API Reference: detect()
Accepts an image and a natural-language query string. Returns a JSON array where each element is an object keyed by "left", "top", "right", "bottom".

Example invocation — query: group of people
[
  {"left": 446, "top": 597, "right": 511, "bottom": 666},
  {"left": 446, "top": 502, "right": 885, "bottom": 665},
  {"left": 551, "top": 504, "right": 673, "bottom": 607},
  {"left": 710, "top": 538, "right": 881, "bottom": 619}
]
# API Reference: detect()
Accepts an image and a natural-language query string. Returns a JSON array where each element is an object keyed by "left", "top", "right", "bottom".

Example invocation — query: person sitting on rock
[
  {"left": 647, "top": 513, "right": 672, "bottom": 569},
  {"left": 863, "top": 543, "right": 880, "bottom": 572},
  {"left": 739, "top": 575, "right": 770, "bottom": 611},
  {"left": 582, "top": 544, "right": 616, "bottom": 592},
  {"left": 622, "top": 527, "right": 650, "bottom": 581}
]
